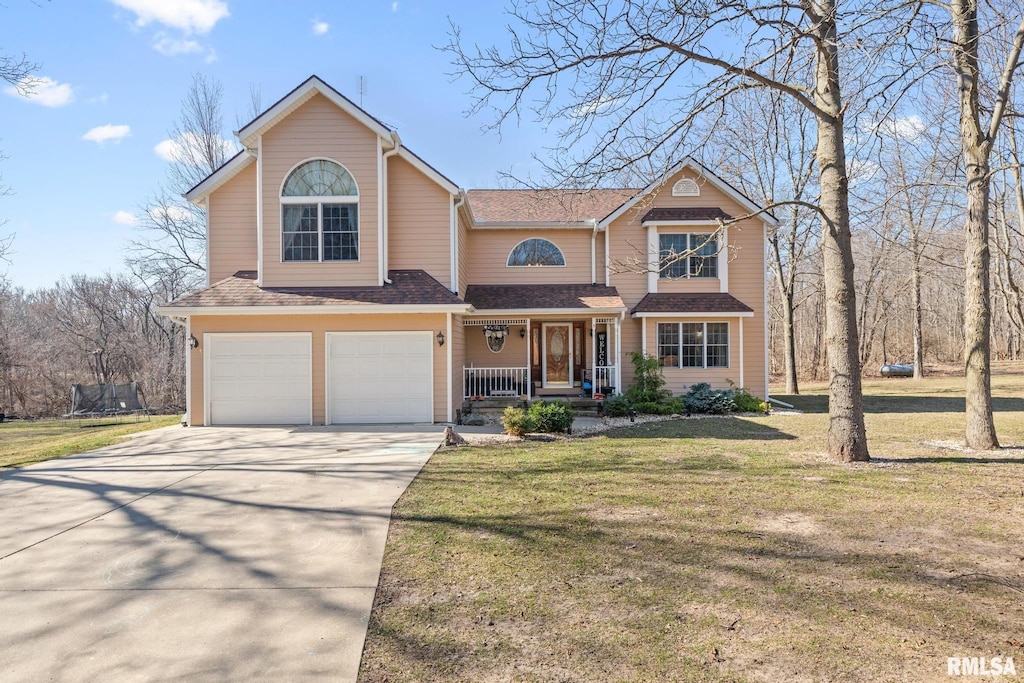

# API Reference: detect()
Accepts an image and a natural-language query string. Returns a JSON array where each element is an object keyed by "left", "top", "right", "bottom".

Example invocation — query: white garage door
[
  {"left": 327, "top": 332, "right": 433, "bottom": 424},
  {"left": 206, "top": 334, "right": 312, "bottom": 425}
]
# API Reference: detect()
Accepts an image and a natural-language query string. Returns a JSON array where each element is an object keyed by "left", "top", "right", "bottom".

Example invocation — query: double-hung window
[
  {"left": 281, "top": 159, "right": 359, "bottom": 262},
  {"left": 657, "top": 322, "right": 729, "bottom": 368},
  {"left": 658, "top": 233, "right": 718, "bottom": 278}
]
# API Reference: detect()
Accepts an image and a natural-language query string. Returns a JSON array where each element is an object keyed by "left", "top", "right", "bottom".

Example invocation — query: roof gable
[
  {"left": 236, "top": 75, "right": 393, "bottom": 147},
  {"left": 600, "top": 158, "right": 778, "bottom": 228}
]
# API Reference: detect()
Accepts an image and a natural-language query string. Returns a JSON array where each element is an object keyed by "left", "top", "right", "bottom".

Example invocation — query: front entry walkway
[{"left": 0, "top": 424, "right": 441, "bottom": 682}]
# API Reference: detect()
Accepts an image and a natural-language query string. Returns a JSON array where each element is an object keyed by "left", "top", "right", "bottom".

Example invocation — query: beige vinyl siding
[
  {"left": 388, "top": 156, "right": 452, "bottom": 288},
  {"left": 468, "top": 229, "right": 594, "bottom": 285},
  {"left": 207, "top": 163, "right": 257, "bottom": 282},
  {"left": 261, "top": 94, "right": 380, "bottom": 287},
  {"left": 188, "top": 313, "right": 449, "bottom": 425},
  {"left": 465, "top": 325, "right": 529, "bottom": 369},
  {"left": 636, "top": 316, "right": 758, "bottom": 393},
  {"left": 609, "top": 168, "right": 766, "bottom": 398}
]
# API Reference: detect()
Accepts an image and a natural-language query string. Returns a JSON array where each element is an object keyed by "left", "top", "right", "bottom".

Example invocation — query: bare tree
[
  {"left": 2, "top": 15, "right": 44, "bottom": 263},
  {"left": 445, "top": 0, "right": 933, "bottom": 460},
  {"left": 939, "top": 0, "right": 1024, "bottom": 449},
  {"left": 716, "top": 88, "right": 819, "bottom": 395},
  {"left": 868, "top": 94, "right": 961, "bottom": 379},
  {"left": 127, "top": 74, "right": 238, "bottom": 292}
]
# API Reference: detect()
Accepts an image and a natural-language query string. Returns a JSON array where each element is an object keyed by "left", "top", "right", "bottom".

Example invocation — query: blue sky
[{"left": 1, "top": 0, "right": 547, "bottom": 289}]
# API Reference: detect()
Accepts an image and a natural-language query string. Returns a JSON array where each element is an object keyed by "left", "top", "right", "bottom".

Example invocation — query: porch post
[
  {"left": 616, "top": 315, "right": 623, "bottom": 395},
  {"left": 525, "top": 317, "right": 531, "bottom": 399},
  {"left": 446, "top": 312, "right": 453, "bottom": 423},
  {"left": 591, "top": 317, "right": 596, "bottom": 395}
]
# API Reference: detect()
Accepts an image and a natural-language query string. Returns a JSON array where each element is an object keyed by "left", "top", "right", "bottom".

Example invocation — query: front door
[{"left": 542, "top": 323, "right": 572, "bottom": 387}]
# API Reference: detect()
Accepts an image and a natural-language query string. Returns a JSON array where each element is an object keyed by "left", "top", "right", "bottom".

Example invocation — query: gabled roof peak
[{"left": 235, "top": 74, "right": 395, "bottom": 147}]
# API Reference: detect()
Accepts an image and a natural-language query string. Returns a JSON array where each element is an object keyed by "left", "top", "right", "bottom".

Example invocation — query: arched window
[
  {"left": 506, "top": 238, "right": 566, "bottom": 267},
  {"left": 281, "top": 159, "right": 359, "bottom": 262}
]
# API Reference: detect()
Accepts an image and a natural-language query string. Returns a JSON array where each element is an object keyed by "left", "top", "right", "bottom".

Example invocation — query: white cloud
[
  {"left": 312, "top": 20, "right": 329, "bottom": 36},
  {"left": 148, "top": 204, "right": 193, "bottom": 224},
  {"left": 155, "top": 132, "right": 237, "bottom": 163},
  {"left": 110, "top": 0, "right": 229, "bottom": 34},
  {"left": 153, "top": 33, "right": 203, "bottom": 56},
  {"left": 154, "top": 139, "right": 180, "bottom": 162},
  {"left": 3, "top": 76, "right": 75, "bottom": 107},
  {"left": 572, "top": 96, "right": 623, "bottom": 118},
  {"left": 113, "top": 210, "right": 138, "bottom": 225},
  {"left": 82, "top": 124, "right": 132, "bottom": 144},
  {"left": 391, "top": 1, "right": 398, "bottom": 11},
  {"left": 89, "top": 93, "right": 110, "bottom": 104}
]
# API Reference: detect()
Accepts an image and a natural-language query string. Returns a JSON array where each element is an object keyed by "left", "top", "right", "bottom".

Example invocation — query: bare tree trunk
[
  {"left": 781, "top": 289, "right": 799, "bottom": 394},
  {"left": 814, "top": 0, "right": 869, "bottom": 461},
  {"left": 911, "top": 244, "right": 925, "bottom": 379},
  {"left": 952, "top": 0, "right": 1002, "bottom": 449}
]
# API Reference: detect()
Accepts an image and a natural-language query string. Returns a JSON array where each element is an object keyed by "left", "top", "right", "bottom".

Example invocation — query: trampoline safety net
[{"left": 68, "top": 383, "right": 148, "bottom": 417}]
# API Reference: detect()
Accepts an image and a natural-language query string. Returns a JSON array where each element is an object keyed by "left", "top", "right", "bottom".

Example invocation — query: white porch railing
[
  {"left": 592, "top": 365, "right": 618, "bottom": 395},
  {"left": 464, "top": 367, "right": 529, "bottom": 399}
]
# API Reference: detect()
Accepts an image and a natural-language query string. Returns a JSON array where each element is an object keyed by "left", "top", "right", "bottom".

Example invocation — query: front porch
[{"left": 462, "top": 316, "right": 622, "bottom": 401}]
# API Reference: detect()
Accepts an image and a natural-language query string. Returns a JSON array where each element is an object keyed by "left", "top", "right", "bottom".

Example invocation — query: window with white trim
[
  {"left": 281, "top": 159, "right": 359, "bottom": 262},
  {"left": 657, "top": 322, "right": 729, "bottom": 368},
  {"left": 507, "top": 238, "right": 565, "bottom": 267},
  {"left": 659, "top": 233, "right": 718, "bottom": 279}
]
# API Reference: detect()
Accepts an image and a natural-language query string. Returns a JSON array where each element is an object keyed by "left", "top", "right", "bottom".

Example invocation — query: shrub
[
  {"left": 732, "top": 387, "right": 768, "bottom": 413},
  {"left": 603, "top": 394, "right": 632, "bottom": 417},
  {"left": 625, "top": 351, "right": 670, "bottom": 404},
  {"left": 527, "top": 400, "right": 575, "bottom": 433},
  {"left": 632, "top": 401, "right": 674, "bottom": 415},
  {"left": 501, "top": 406, "right": 536, "bottom": 437},
  {"left": 682, "top": 382, "right": 736, "bottom": 414}
]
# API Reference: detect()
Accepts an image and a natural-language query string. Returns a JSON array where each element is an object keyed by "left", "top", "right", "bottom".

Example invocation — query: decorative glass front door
[{"left": 543, "top": 324, "right": 572, "bottom": 386}]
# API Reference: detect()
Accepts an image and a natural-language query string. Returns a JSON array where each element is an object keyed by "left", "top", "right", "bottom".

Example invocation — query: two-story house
[{"left": 159, "top": 76, "right": 774, "bottom": 426}]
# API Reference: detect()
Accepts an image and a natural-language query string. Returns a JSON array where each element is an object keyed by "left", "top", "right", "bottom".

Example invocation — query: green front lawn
[
  {"left": 360, "top": 370, "right": 1024, "bottom": 682},
  {"left": 0, "top": 415, "right": 182, "bottom": 469}
]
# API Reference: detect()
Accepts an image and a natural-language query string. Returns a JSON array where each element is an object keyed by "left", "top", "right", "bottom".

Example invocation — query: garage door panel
[
  {"left": 207, "top": 334, "right": 311, "bottom": 425},
  {"left": 327, "top": 333, "right": 433, "bottom": 424}
]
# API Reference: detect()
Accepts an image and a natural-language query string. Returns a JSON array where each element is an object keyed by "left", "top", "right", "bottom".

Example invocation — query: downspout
[
  {"left": 590, "top": 219, "right": 598, "bottom": 285},
  {"left": 381, "top": 131, "right": 402, "bottom": 285},
  {"left": 604, "top": 222, "right": 611, "bottom": 287},
  {"left": 451, "top": 193, "right": 466, "bottom": 294}
]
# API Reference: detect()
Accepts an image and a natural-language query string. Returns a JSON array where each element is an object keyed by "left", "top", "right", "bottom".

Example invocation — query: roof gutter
[{"left": 155, "top": 303, "right": 473, "bottom": 317}]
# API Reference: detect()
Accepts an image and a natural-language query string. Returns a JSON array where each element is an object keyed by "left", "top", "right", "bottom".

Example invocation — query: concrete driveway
[{"left": 0, "top": 425, "right": 442, "bottom": 682}]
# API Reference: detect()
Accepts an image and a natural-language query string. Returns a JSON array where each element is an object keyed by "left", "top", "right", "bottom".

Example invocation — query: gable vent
[{"left": 672, "top": 178, "right": 700, "bottom": 197}]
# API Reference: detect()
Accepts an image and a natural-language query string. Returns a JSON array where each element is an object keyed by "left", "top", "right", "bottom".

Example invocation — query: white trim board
[
  {"left": 158, "top": 304, "right": 472, "bottom": 316},
  {"left": 632, "top": 311, "right": 754, "bottom": 318}
]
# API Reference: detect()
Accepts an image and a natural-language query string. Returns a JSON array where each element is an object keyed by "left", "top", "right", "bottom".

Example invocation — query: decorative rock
[{"left": 462, "top": 414, "right": 486, "bottom": 426}]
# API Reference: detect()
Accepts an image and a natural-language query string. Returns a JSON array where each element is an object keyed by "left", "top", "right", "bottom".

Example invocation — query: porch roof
[
  {"left": 630, "top": 292, "right": 754, "bottom": 316},
  {"left": 158, "top": 269, "right": 469, "bottom": 315},
  {"left": 640, "top": 207, "right": 733, "bottom": 223},
  {"left": 464, "top": 283, "right": 626, "bottom": 313}
]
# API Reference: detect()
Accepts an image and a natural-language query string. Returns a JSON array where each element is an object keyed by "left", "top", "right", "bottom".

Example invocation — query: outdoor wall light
[
  {"left": 187, "top": 334, "right": 199, "bottom": 349},
  {"left": 519, "top": 327, "right": 526, "bottom": 338},
  {"left": 436, "top": 331, "right": 445, "bottom": 346}
]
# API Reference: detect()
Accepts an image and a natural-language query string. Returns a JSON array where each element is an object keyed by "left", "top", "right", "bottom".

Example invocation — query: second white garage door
[{"left": 327, "top": 332, "right": 434, "bottom": 424}]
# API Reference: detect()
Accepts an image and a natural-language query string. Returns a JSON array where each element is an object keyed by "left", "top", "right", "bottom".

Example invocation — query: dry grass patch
[
  {"left": 360, "top": 370, "right": 1024, "bottom": 682},
  {"left": 0, "top": 415, "right": 181, "bottom": 468}
]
